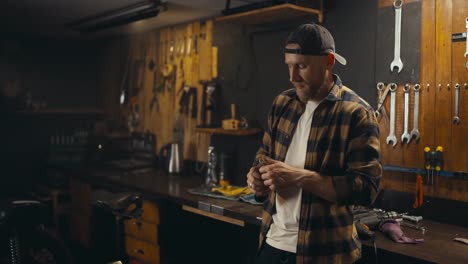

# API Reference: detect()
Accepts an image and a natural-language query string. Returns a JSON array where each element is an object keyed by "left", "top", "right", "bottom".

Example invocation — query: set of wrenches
[
  {"left": 377, "top": 82, "right": 466, "bottom": 147},
  {"left": 376, "top": 82, "right": 420, "bottom": 147}
]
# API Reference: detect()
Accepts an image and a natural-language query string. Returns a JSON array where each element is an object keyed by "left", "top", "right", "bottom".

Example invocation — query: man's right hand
[{"left": 247, "top": 166, "right": 269, "bottom": 197}]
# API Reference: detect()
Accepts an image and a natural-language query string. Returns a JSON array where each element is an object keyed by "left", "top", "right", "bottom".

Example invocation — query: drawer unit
[
  {"left": 126, "top": 236, "right": 160, "bottom": 264},
  {"left": 140, "top": 201, "right": 160, "bottom": 224},
  {"left": 125, "top": 201, "right": 160, "bottom": 264},
  {"left": 124, "top": 219, "right": 158, "bottom": 244}
]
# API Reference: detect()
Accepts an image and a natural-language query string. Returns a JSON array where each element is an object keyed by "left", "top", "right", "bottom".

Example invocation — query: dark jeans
[{"left": 255, "top": 242, "right": 296, "bottom": 264}]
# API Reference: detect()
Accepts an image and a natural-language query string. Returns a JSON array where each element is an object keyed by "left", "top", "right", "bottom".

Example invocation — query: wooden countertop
[
  {"left": 69, "top": 166, "right": 468, "bottom": 263},
  {"left": 364, "top": 220, "right": 468, "bottom": 264},
  {"left": 72, "top": 167, "right": 263, "bottom": 225}
]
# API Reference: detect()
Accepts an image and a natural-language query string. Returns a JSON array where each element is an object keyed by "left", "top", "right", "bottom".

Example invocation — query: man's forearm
[{"left": 298, "top": 170, "right": 337, "bottom": 203}]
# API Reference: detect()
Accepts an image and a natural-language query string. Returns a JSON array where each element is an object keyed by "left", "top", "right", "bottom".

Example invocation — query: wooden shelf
[
  {"left": 215, "top": 3, "right": 323, "bottom": 24},
  {"left": 195, "top": 127, "right": 262, "bottom": 136},
  {"left": 18, "top": 108, "right": 104, "bottom": 116}
]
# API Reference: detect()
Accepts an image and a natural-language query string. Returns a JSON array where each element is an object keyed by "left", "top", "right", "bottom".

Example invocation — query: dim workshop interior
[{"left": 1, "top": 0, "right": 467, "bottom": 263}]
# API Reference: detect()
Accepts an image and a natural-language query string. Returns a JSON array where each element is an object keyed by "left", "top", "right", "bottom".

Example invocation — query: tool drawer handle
[{"left": 134, "top": 249, "right": 145, "bottom": 255}]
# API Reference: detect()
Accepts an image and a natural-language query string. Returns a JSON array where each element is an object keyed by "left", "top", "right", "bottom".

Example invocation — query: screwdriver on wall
[
  {"left": 424, "top": 147, "right": 433, "bottom": 184},
  {"left": 434, "top": 146, "right": 444, "bottom": 181}
]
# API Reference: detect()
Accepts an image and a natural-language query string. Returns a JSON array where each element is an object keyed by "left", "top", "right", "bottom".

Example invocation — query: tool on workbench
[
  {"left": 454, "top": 237, "right": 468, "bottom": 245},
  {"left": 413, "top": 175, "right": 424, "bottom": 208},
  {"left": 399, "top": 221, "right": 426, "bottom": 235},
  {"left": 355, "top": 222, "right": 375, "bottom": 240},
  {"left": 401, "top": 213, "right": 423, "bottom": 223}
]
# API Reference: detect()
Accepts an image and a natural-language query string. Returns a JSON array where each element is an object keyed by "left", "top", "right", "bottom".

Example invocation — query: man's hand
[
  {"left": 246, "top": 166, "right": 269, "bottom": 196},
  {"left": 246, "top": 156, "right": 272, "bottom": 196},
  {"left": 258, "top": 157, "right": 315, "bottom": 191}
]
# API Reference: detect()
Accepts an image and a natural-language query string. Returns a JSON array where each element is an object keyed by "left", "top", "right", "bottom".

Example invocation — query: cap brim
[{"left": 333, "top": 52, "right": 347, "bottom": 65}]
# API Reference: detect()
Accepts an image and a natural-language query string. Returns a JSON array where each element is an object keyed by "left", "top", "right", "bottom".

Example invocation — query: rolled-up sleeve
[
  {"left": 332, "top": 108, "right": 382, "bottom": 206},
  {"left": 255, "top": 97, "right": 277, "bottom": 163}
]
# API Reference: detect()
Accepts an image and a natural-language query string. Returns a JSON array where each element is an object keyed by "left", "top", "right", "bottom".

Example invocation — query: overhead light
[{"left": 68, "top": 0, "right": 167, "bottom": 34}]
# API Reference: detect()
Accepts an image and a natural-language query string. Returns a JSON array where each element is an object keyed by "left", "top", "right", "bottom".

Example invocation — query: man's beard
[{"left": 295, "top": 84, "right": 319, "bottom": 102}]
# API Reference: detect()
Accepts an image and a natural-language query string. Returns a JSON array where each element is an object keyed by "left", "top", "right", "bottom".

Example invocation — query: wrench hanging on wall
[
  {"left": 386, "top": 83, "right": 398, "bottom": 147},
  {"left": 453, "top": 83, "right": 460, "bottom": 125},
  {"left": 376, "top": 82, "right": 390, "bottom": 118},
  {"left": 409, "top": 84, "right": 420, "bottom": 142},
  {"left": 465, "top": 17, "right": 468, "bottom": 68},
  {"left": 390, "top": 0, "right": 404, "bottom": 73},
  {"left": 401, "top": 84, "right": 411, "bottom": 144}
]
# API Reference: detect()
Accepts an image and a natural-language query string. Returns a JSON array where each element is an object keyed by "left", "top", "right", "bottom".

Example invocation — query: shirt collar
[{"left": 325, "top": 74, "right": 343, "bottom": 102}]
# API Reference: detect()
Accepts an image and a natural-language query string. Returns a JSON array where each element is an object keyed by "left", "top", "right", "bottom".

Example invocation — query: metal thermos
[
  {"left": 168, "top": 143, "right": 182, "bottom": 174},
  {"left": 205, "top": 146, "right": 217, "bottom": 186}
]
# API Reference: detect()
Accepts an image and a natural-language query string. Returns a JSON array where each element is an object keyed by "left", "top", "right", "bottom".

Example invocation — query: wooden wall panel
[
  {"left": 450, "top": 0, "right": 468, "bottom": 201},
  {"left": 434, "top": 0, "right": 453, "bottom": 198},
  {"left": 183, "top": 22, "right": 199, "bottom": 161},
  {"left": 377, "top": 0, "right": 424, "bottom": 194},
  {"left": 419, "top": 0, "right": 437, "bottom": 197},
  {"left": 195, "top": 20, "right": 213, "bottom": 162},
  {"left": 121, "top": 21, "right": 215, "bottom": 162},
  {"left": 379, "top": 0, "right": 468, "bottom": 202}
]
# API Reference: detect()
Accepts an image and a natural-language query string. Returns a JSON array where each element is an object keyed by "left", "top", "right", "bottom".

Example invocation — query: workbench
[{"left": 67, "top": 166, "right": 468, "bottom": 264}]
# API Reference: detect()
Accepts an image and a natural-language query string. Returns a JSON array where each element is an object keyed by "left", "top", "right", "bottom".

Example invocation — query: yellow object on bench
[{"left": 211, "top": 185, "right": 251, "bottom": 198}]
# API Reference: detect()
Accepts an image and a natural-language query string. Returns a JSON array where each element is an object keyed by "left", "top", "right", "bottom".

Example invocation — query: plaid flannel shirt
[{"left": 256, "top": 74, "right": 382, "bottom": 264}]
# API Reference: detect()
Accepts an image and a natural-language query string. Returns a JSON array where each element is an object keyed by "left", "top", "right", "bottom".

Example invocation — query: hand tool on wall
[
  {"left": 386, "top": 83, "right": 397, "bottom": 146},
  {"left": 120, "top": 53, "right": 131, "bottom": 105},
  {"left": 424, "top": 147, "right": 433, "bottom": 184},
  {"left": 149, "top": 80, "right": 160, "bottom": 112},
  {"left": 453, "top": 83, "right": 460, "bottom": 125},
  {"left": 375, "top": 82, "right": 390, "bottom": 118},
  {"left": 193, "top": 34, "right": 198, "bottom": 55},
  {"left": 409, "top": 84, "right": 420, "bottom": 142},
  {"left": 199, "top": 80, "right": 219, "bottom": 127},
  {"left": 178, "top": 86, "right": 198, "bottom": 119},
  {"left": 401, "top": 84, "right": 411, "bottom": 144},
  {"left": 434, "top": 146, "right": 443, "bottom": 180},
  {"left": 413, "top": 175, "right": 424, "bottom": 208},
  {"left": 391, "top": 0, "right": 404, "bottom": 73},
  {"left": 137, "top": 39, "right": 148, "bottom": 93},
  {"left": 464, "top": 17, "right": 468, "bottom": 59}
]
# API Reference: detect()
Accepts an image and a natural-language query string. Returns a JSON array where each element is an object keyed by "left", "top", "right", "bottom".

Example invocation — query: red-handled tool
[{"left": 413, "top": 175, "right": 424, "bottom": 208}]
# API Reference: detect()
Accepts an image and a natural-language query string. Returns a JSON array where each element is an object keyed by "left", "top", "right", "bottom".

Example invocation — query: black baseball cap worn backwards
[{"left": 284, "top": 23, "right": 347, "bottom": 65}]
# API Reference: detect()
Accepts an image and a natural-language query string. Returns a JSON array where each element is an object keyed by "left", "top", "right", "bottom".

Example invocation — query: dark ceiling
[{"left": 0, "top": 0, "right": 262, "bottom": 37}]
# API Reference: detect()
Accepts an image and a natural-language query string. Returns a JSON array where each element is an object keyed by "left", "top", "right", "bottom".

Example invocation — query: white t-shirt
[{"left": 266, "top": 100, "right": 320, "bottom": 253}]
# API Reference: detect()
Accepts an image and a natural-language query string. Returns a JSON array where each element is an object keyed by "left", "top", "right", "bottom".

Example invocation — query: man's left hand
[{"left": 258, "top": 157, "right": 315, "bottom": 191}]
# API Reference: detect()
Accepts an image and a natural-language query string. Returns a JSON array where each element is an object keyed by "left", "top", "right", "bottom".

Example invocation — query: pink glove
[{"left": 379, "top": 219, "right": 424, "bottom": 244}]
